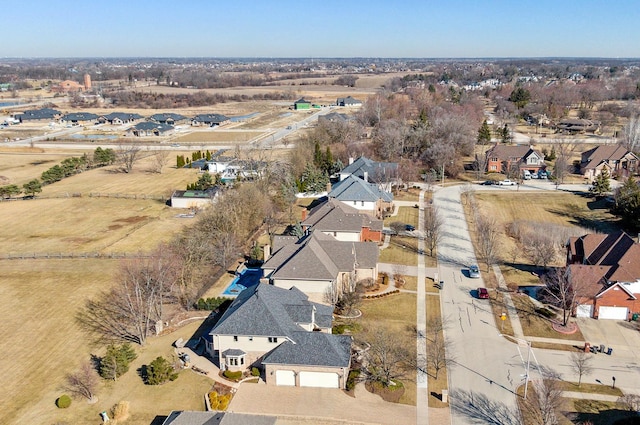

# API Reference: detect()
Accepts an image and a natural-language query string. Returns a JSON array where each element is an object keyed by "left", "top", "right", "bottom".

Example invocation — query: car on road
[
  {"left": 382, "top": 228, "right": 397, "bottom": 236},
  {"left": 405, "top": 224, "right": 415, "bottom": 231},
  {"left": 498, "top": 179, "right": 516, "bottom": 186},
  {"left": 171, "top": 143, "right": 181, "bottom": 147},
  {"left": 469, "top": 265, "right": 480, "bottom": 278},
  {"left": 479, "top": 180, "right": 495, "bottom": 185},
  {"left": 477, "top": 287, "right": 489, "bottom": 299},
  {"left": 286, "top": 125, "right": 292, "bottom": 130}
]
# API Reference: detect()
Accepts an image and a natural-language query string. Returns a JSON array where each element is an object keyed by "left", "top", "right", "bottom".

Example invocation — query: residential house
[
  {"left": 170, "top": 188, "right": 218, "bottom": 209},
  {"left": 15, "top": 108, "right": 62, "bottom": 123},
  {"left": 567, "top": 231, "right": 640, "bottom": 320},
  {"left": 293, "top": 98, "right": 311, "bottom": 110},
  {"left": 318, "top": 112, "right": 350, "bottom": 125},
  {"left": 339, "top": 156, "right": 399, "bottom": 192},
  {"left": 126, "top": 121, "right": 174, "bottom": 137},
  {"left": 51, "top": 80, "right": 84, "bottom": 93},
  {"left": 191, "top": 113, "right": 230, "bottom": 127},
  {"left": 262, "top": 231, "right": 378, "bottom": 301},
  {"left": 205, "top": 283, "right": 352, "bottom": 389},
  {"left": 162, "top": 411, "right": 277, "bottom": 425},
  {"left": 556, "top": 118, "right": 601, "bottom": 135},
  {"left": 579, "top": 144, "right": 638, "bottom": 182},
  {"left": 59, "top": 112, "right": 98, "bottom": 125},
  {"left": 98, "top": 112, "right": 144, "bottom": 125},
  {"left": 329, "top": 174, "right": 394, "bottom": 218},
  {"left": 301, "top": 198, "right": 383, "bottom": 243},
  {"left": 148, "top": 113, "right": 188, "bottom": 125},
  {"left": 205, "top": 157, "right": 266, "bottom": 182},
  {"left": 336, "top": 96, "right": 362, "bottom": 107},
  {"left": 485, "top": 144, "right": 546, "bottom": 176}
]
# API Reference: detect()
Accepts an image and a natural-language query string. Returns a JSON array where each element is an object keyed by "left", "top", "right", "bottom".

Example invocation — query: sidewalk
[{"left": 561, "top": 391, "right": 620, "bottom": 402}]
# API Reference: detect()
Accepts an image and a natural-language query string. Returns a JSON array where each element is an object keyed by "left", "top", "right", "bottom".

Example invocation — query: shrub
[
  {"left": 111, "top": 401, "right": 130, "bottom": 422},
  {"left": 535, "top": 307, "right": 555, "bottom": 318},
  {"left": 251, "top": 367, "right": 260, "bottom": 377},
  {"left": 56, "top": 394, "right": 72, "bottom": 409},
  {"left": 346, "top": 369, "right": 360, "bottom": 391},
  {"left": 195, "top": 297, "right": 229, "bottom": 311},
  {"left": 223, "top": 370, "right": 242, "bottom": 380},
  {"left": 208, "top": 391, "right": 232, "bottom": 410},
  {"left": 506, "top": 282, "right": 519, "bottom": 293},
  {"left": 145, "top": 356, "right": 179, "bottom": 385},
  {"left": 333, "top": 324, "right": 346, "bottom": 334},
  {"left": 99, "top": 343, "right": 137, "bottom": 381}
]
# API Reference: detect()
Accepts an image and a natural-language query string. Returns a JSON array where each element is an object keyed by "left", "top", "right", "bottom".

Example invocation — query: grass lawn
[
  {"left": 393, "top": 188, "right": 421, "bottom": 202},
  {"left": 556, "top": 381, "right": 623, "bottom": 396},
  {"left": 357, "top": 293, "right": 417, "bottom": 406},
  {"left": 385, "top": 206, "right": 419, "bottom": 228},
  {"left": 400, "top": 275, "right": 417, "bottom": 291},
  {"left": 0, "top": 148, "right": 84, "bottom": 186},
  {"left": 511, "top": 295, "right": 585, "bottom": 341},
  {"left": 379, "top": 236, "right": 418, "bottom": 266},
  {"left": 426, "top": 295, "right": 449, "bottom": 408},
  {"left": 174, "top": 130, "right": 265, "bottom": 144}
]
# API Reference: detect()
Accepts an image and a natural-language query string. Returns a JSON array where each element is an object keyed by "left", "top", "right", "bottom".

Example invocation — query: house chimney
[
  {"left": 349, "top": 157, "right": 354, "bottom": 165},
  {"left": 326, "top": 182, "right": 332, "bottom": 193},
  {"left": 301, "top": 210, "right": 308, "bottom": 220},
  {"left": 263, "top": 244, "right": 271, "bottom": 262},
  {"left": 363, "top": 171, "right": 368, "bottom": 182}
]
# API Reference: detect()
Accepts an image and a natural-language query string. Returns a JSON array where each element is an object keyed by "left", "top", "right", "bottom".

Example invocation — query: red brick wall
[
  {"left": 361, "top": 227, "right": 382, "bottom": 243},
  {"left": 594, "top": 287, "right": 639, "bottom": 320}
]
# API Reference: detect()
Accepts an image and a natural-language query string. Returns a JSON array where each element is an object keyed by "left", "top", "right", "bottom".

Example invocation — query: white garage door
[
  {"left": 576, "top": 304, "right": 593, "bottom": 318},
  {"left": 598, "top": 306, "right": 628, "bottom": 320},
  {"left": 275, "top": 370, "right": 295, "bottom": 386},
  {"left": 299, "top": 371, "right": 339, "bottom": 388}
]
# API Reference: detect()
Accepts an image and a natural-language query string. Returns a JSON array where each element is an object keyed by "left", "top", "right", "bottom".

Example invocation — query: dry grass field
[{"left": 174, "top": 129, "right": 266, "bottom": 144}]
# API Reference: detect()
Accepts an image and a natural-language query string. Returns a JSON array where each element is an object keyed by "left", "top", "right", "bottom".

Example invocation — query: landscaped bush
[
  {"left": 56, "top": 394, "right": 72, "bottom": 409},
  {"left": 111, "top": 401, "right": 130, "bottom": 422},
  {"left": 145, "top": 356, "right": 179, "bottom": 385},
  {"left": 251, "top": 367, "right": 260, "bottom": 377},
  {"left": 195, "top": 297, "right": 229, "bottom": 311},
  {"left": 208, "top": 391, "right": 232, "bottom": 410},
  {"left": 333, "top": 324, "right": 346, "bottom": 334},
  {"left": 222, "top": 370, "right": 242, "bottom": 380},
  {"left": 346, "top": 369, "right": 360, "bottom": 391},
  {"left": 535, "top": 307, "right": 555, "bottom": 318}
]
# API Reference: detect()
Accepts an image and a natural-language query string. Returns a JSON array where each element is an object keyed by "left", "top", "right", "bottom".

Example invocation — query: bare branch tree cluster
[
  {"left": 476, "top": 214, "right": 501, "bottom": 271},
  {"left": 363, "top": 330, "right": 411, "bottom": 386},
  {"left": 64, "top": 361, "right": 100, "bottom": 402},
  {"left": 423, "top": 204, "right": 443, "bottom": 257}
]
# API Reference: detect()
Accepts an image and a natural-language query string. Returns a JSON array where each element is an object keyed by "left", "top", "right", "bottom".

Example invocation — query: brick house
[
  {"left": 485, "top": 144, "right": 545, "bottom": 176},
  {"left": 567, "top": 231, "right": 640, "bottom": 320}
]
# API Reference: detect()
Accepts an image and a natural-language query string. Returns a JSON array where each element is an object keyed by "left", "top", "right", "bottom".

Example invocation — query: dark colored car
[
  {"left": 405, "top": 224, "right": 415, "bottom": 231},
  {"left": 477, "top": 287, "right": 489, "bottom": 299},
  {"left": 479, "top": 180, "right": 495, "bottom": 185}
]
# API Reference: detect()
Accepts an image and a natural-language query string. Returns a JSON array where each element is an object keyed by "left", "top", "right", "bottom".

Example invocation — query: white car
[{"left": 498, "top": 179, "right": 516, "bottom": 186}]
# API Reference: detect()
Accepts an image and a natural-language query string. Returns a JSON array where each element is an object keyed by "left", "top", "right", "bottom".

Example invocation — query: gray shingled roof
[
  {"left": 262, "top": 331, "right": 352, "bottom": 367},
  {"left": 192, "top": 114, "right": 229, "bottom": 124},
  {"left": 61, "top": 112, "right": 98, "bottom": 122},
  {"left": 210, "top": 284, "right": 333, "bottom": 338},
  {"left": 149, "top": 112, "right": 187, "bottom": 123},
  {"left": 102, "top": 112, "right": 144, "bottom": 122},
  {"left": 330, "top": 174, "right": 393, "bottom": 203},
  {"left": 340, "top": 156, "right": 398, "bottom": 181},
  {"left": 162, "top": 411, "right": 277, "bottom": 425},
  {"left": 580, "top": 145, "right": 638, "bottom": 171},
  {"left": 303, "top": 198, "right": 383, "bottom": 233},
  {"left": 131, "top": 121, "right": 174, "bottom": 133},
  {"left": 16, "top": 108, "right": 61, "bottom": 121}
]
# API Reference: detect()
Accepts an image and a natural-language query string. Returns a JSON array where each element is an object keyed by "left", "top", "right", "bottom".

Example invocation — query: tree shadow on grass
[
  {"left": 568, "top": 408, "right": 640, "bottom": 425},
  {"left": 449, "top": 389, "right": 521, "bottom": 425}
]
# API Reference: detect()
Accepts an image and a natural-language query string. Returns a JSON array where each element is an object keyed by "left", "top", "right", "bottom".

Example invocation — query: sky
[{"left": 2, "top": 0, "right": 640, "bottom": 58}]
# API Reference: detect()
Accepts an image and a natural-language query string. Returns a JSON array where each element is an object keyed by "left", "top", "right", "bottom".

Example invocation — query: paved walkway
[
  {"left": 492, "top": 264, "right": 525, "bottom": 340},
  {"left": 560, "top": 391, "right": 620, "bottom": 402},
  {"left": 416, "top": 188, "right": 429, "bottom": 425}
]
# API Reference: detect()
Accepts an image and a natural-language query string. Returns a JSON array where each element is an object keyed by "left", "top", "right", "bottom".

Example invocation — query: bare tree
[
  {"left": 323, "top": 283, "right": 340, "bottom": 306},
  {"left": 569, "top": 351, "right": 593, "bottom": 387},
  {"left": 552, "top": 140, "right": 575, "bottom": 186},
  {"left": 169, "top": 232, "right": 214, "bottom": 309},
  {"left": 526, "top": 233, "right": 558, "bottom": 269},
  {"left": 425, "top": 315, "right": 453, "bottom": 380},
  {"left": 520, "top": 371, "right": 564, "bottom": 425},
  {"left": 622, "top": 116, "right": 640, "bottom": 154},
  {"left": 117, "top": 143, "right": 141, "bottom": 173},
  {"left": 476, "top": 214, "right": 501, "bottom": 271},
  {"left": 618, "top": 393, "right": 640, "bottom": 413},
  {"left": 211, "top": 230, "right": 240, "bottom": 271},
  {"left": 77, "top": 253, "right": 176, "bottom": 344},
  {"left": 540, "top": 267, "right": 577, "bottom": 327},
  {"left": 64, "top": 361, "right": 99, "bottom": 402},
  {"left": 363, "top": 330, "right": 410, "bottom": 386},
  {"left": 149, "top": 149, "right": 170, "bottom": 173},
  {"left": 423, "top": 205, "right": 443, "bottom": 257}
]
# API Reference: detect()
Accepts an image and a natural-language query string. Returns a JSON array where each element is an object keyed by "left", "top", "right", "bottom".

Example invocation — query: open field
[
  {"left": 173, "top": 129, "right": 266, "bottom": 143},
  {"left": 0, "top": 147, "right": 83, "bottom": 186}
]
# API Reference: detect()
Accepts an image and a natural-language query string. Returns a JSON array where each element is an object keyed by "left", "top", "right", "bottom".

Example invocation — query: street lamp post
[{"left": 499, "top": 334, "right": 534, "bottom": 400}]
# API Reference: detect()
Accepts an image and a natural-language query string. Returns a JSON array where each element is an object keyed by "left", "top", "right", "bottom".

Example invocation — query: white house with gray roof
[
  {"left": 205, "top": 283, "right": 351, "bottom": 389},
  {"left": 262, "top": 231, "right": 378, "bottom": 301},
  {"left": 329, "top": 174, "right": 394, "bottom": 219},
  {"left": 301, "top": 198, "right": 383, "bottom": 243},
  {"left": 339, "top": 156, "right": 399, "bottom": 192}
]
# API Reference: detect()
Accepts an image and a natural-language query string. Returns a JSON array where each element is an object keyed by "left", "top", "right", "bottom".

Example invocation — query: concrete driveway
[{"left": 577, "top": 317, "right": 640, "bottom": 361}]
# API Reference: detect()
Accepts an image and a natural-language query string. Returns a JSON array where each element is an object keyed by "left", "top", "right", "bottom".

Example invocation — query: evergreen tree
[
  {"left": 547, "top": 147, "right": 557, "bottom": 161},
  {"left": 145, "top": 356, "right": 178, "bottom": 385},
  {"left": 500, "top": 124, "right": 511, "bottom": 144},
  {"left": 99, "top": 343, "right": 137, "bottom": 381},
  {"left": 477, "top": 119, "right": 492, "bottom": 145},
  {"left": 23, "top": 179, "right": 42, "bottom": 197},
  {"left": 176, "top": 155, "right": 185, "bottom": 168},
  {"left": 509, "top": 87, "right": 531, "bottom": 108},
  {"left": 589, "top": 170, "right": 611, "bottom": 197},
  {"left": 313, "top": 142, "right": 323, "bottom": 169},
  {"left": 206, "top": 150, "right": 212, "bottom": 161},
  {"left": 614, "top": 176, "right": 640, "bottom": 229}
]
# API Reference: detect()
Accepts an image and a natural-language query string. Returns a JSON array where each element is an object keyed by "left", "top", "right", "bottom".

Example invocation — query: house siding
[{"left": 594, "top": 287, "right": 638, "bottom": 320}]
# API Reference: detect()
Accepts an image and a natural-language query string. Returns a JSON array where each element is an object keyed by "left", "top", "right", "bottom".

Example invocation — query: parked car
[
  {"left": 477, "top": 287, "right": 489, "bottom": 299},
  {"left": 479, "top": 180, "right": 495, "bottom": 186},
  {"left": 498, "top": 179, "right": 516, "bottom": 186},
  {"left": 469, "top": 265, "right": 480, "bottom": 278},
  {"left": 382, "top": 228, "right": 397, "bottom": 236},
  {"left": 405, "top": 224, "right": 416, "bottom": 231}
]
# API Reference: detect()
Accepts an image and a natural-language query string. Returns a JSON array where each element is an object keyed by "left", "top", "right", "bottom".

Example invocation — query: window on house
[
  {"left": 268, "top": 337, "right": 278, "bottom": 343},
  {"left": 233, "top": 336, "right": 238, "bottom": 342},
  {"left": 353, "top": 201, "right": 357, "bottom": 205},
  {"left": 248, "top": 337, "right": 253, "bottom": 342},
  {"left": 361, "top": 201, "right": 364, "bottom": 206}
]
